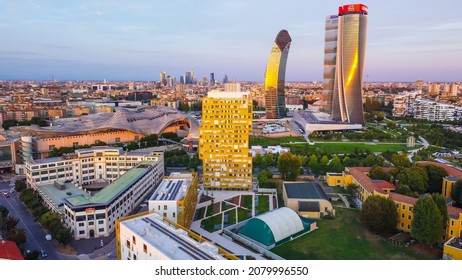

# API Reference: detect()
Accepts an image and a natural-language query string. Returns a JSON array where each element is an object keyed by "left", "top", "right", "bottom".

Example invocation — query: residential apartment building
[
  {"left": 25, "top": 147, "right": 162, "bottom": 188},
  {"left": 199, "top": 91, "right": 253, "bottom": 190},
  {"left": 413, "top": 99, "right": 456, "bottom": 121},
  {"left": 392, "top": 91, "right": 422, "bottom": 117},
  {"left": 116, "top": 212, "right": 238, "bottom": 260},
  {"left": 148, "top": 172, "right": 198, "bottom": 228}
]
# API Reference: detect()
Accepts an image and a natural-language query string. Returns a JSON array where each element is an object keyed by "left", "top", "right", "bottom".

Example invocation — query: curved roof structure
[
  {"left": 239, "top": 207, "right": 304, "bottom": 246},
  {"left": 14, "top": 106, "right": 199, "bottom": 140}
]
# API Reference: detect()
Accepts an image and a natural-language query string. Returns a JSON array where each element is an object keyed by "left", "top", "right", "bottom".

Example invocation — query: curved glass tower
[
  {"left": 331, "top": 4, "right": 368, "bottom": 125},
  {"left": 264, "top": 30, "right": 292, "bottom": 119}
]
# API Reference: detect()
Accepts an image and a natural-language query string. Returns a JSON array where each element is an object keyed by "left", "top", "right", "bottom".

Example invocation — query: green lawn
[
  {"left": 256, "top": 195, "right": 270, "bottom": 215},
  {"left": 201, "top": 213, "right": 223, "bottom": 232},
  {"left": 224, "top": 209, "right": 237, "bottom": 225},
  {"left": 271, "top": 208, "right": 439, "bottom": 260},
  {"left": 237, "top": 208, "right": 252, "bottom": 222},
  {"left": 249, "top": 136, "right": 305, "bottom": 146},
  {"left": 242, "top": 195, "right": 253, "bottom": 209},
  {"left": 290, "top": 142, "right": 420, "bottom": 154}
]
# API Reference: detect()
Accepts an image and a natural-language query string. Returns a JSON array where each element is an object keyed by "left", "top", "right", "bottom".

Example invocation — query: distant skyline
[{"left": 0, "top": 0, "right": 461, "bottom": 82}]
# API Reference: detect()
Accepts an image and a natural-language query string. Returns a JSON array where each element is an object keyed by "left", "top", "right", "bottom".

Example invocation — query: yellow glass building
[
  {"left": 264, "top": 29, "right": 291, "bottom": 119},
  {"left": 199, "top": 91, "right": 253, "bottom": 190}
]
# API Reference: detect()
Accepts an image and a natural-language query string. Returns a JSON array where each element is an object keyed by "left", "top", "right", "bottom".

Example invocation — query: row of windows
[{"left": 396, "top": 203, "right": 413, "bottom": 212}]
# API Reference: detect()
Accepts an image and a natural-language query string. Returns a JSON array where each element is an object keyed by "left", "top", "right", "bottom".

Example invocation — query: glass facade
[
  {"left": 264, "top": 30, "right": 291, "bottom": 119},
  {"left": 322, "top": 15, "right": 339, "bottom": 114},
  {"left": 331, "top": 5, "right": 368, "bottom": 125}
]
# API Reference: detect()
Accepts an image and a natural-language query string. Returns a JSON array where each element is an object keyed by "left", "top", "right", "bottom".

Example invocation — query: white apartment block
[
  {"left": 25, "top": 147, "right": 161, "bottom": 188},
  {"left": 392, "top": 91, "right": 422, "bottom": 117},
  {"left": 117, "top": 212, "right": 231, "bottom": 260},
  {"left": 413, "top": 99, "right": 456, "bottom": 122}
]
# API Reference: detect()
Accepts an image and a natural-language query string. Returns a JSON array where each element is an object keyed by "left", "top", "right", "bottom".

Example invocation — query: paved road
[{"left": 0, "top": 181, "right": 64, "bottom": 260}]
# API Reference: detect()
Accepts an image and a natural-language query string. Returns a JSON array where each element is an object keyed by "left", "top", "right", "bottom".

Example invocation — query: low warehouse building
[{"left": 283, "top": 182, "right": 335, "bottom": 219}]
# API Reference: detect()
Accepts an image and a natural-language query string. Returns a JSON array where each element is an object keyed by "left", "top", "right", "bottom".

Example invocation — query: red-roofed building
[
  {"left": 329, "top": 165, "right": 462, "bottom": 240},
  {"left": 0, "top": 240, "right": 24, "bottom": 260}
]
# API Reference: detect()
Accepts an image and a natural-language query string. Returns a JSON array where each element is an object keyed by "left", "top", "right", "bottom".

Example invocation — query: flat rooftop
[
  {"left": 121, "top": 212, "right": 226, "bottom": 260},
  {"left": 149, "top": 173, "right": 194, "bottom": 201},
  {"left": 284, "top": 182, "right": 329, "bottom": 200},
  {"left": 37, "top": 182, "right": 89, "bottom": 212},
  {"left": 65, "top": 161, "right": 155, "bottom": 208}
]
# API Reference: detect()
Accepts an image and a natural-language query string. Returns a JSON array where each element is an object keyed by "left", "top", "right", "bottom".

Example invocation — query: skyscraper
[
  {"left": 199, "top": 91, "right": 253, "bottom": 190},
  {"left": 160, "top": 71, "right": 167, "bottom": 86},
  {"left": 223, "top": 74, "right": 228, "bottom": 84},
  {"left": 322, "top": 15, "right": 339, "bottom": 114},
  {"left": 329, "top": 4, "right": 368, "bottom": 125},
  {"left": 185, "top": 71, "right": 193, "bottom": 84},
  {"left": 264, "top": 30, "right": 291, "bottom": 119},
  {"left": 210, "top": 73, "right": 215, "bottom": 86}
]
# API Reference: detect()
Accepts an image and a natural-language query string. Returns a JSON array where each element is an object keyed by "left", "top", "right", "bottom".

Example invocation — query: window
[
  {"left": 451, "top": 220, "right": 455, "bottom": 226},
  {"left": 400, "top": 223, "right": 404, "bottom": 228},
  {"left": 115, "top": 138, "right": 121, "bottom": 143},
  {"left": 126, "top": 240, "right": 130, "bottom": 248},
  {"left": 407, "top": 225, "right": 411, "bottom": 230},
  {"left": 402, "top": 205, "right": 405, "bottom": 210},
  {"left": 98, "top": 220, "right": 104, "bottom": 225},
  {"left": 408, "top": 215, "right": 412, "bottom": 220},
  {"left": 88, "top": 221, "right": 94, "bottom": 226},
  {"left": 172, "top": 212, "right": 176, "bottom": 218},
  {"left": 409, "top": 207, "right": 413, "bottom": 212},
  {"left": 164, "top": 205, "right": 167, "bottom": 210},
  {"left": 132, "top": 236, "right": 136, "bottom": 245},
  {"left": 401, "top": 213, "right": 405, "bottom": 218},
  {"left": 98, "top": 228, "right": 104, "bottom": 232},
  {"left": 78, "top": 222, "right": 84, "bottom": 227},
  {"left": 143, "top": 244, "right": 147, "bottom": 253},
  {"left": 133, "top": 254, "right": 137, "bottom": 260},
  {"left": 79, "top": 230, "right": 85, "bottom": 235},
  {"left": 73, "top": 142, "right": 79, "bottom": 148},
  {"left": 450, "top": 230, "right": 454, "bottom": 236}
]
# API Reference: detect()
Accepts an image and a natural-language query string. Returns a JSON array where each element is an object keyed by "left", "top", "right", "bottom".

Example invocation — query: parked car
[
  {"left": 3, "top": 191, "right": 10, "bottom": 198},
  {"left": 40, "top": 250, "right": 48, "bottom": 258}
]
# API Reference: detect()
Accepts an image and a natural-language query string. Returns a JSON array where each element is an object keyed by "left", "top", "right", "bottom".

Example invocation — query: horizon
[{"left": 0, "top": 1, "right": 461, "bottom": 82}]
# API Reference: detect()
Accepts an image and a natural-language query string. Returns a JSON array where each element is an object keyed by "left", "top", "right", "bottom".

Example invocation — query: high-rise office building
[
  {"left": 264, "top": 30, "right": 292, "bottom": 119},
  {"left": 185, "top": 71, "right": 193, "bottom": 84},
  {"left": 322, "top": 15, "right": 339, "bottom": 114},
  {"left": 160, "top": 71, "right": 167, "bottom": 86},
  {"left": 210, "top": 73, "right": 215, "bottom": 86},
  {"left": 199, "top": 91, "right": 253, "bottom": 190},
  {"left": 329, "top": 4, "right": 368, "bottom": 125},
  {"left": 223, "top": 74, "right": 229, "bottom": 84}
]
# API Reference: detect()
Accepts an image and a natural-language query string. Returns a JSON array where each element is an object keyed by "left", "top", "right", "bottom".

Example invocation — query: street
[{"left": 0, "top": 179, "right": 117, "bottom": 260}]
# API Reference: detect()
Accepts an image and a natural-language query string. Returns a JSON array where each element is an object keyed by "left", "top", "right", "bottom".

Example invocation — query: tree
[
  {"left": 431, "top": 193, "right": 448, "bottom": 228},
  {"left": 277, "top": 152, "right": 302, "bottom": 181},
  {"left": 14, "top": 180, "right": 27, "bottom": 192},
  {"left": 391, "top": 154, "right": 411, "bottom": 168},
  {"left": 55, "top": 226, "right": 72, "bottom": 245},
  {"left": 369, "top": 166, "right": 390, "bottom": 181},
  {"left": 425, "top": 165, "right": 448, "bottom": 193},
  {"left": 2, "top": 119, "right": 18, "bottom": 130},
  {"left": 412, "top": 195, "right": 444, "bottom": 245},
  {"left": 257, "top": 169, "right": 273, "bottom": 188},
  {"left": 451, "top": 180, "right": 462, "bottom": 206},
  {"left": 320, "top": 155, "right": 329, "bottom": 167},
  {"left": 264, "top": 153, "right": 274, "bottom": 167},
  {"left": 308, "top": 154, "right": 322, "bottom": 176},
  {"left": 253, "top": 154, "right": 265, "bottom": 169},
  {"left": 6, "top": 228, "right": 27, "bottom": 247},
  {"left": 329, "top": 156, "right": 343, "bottom": 173},
  {"left": 342, "top": 156, "right": 352, "bottom": 167},
  {"left": 361, "top": 195, "right": 398, "bottom": 234},
  {"left": 39, "top": 212, "right": 62, "bottom": 235},
  {"left": 396, "top": 166, "right": 429, "bottom": 193}
]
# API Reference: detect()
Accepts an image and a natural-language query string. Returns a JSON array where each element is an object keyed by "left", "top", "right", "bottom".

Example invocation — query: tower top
[{"left": 339, "top": 4, "right": 368, "bottom": 16}]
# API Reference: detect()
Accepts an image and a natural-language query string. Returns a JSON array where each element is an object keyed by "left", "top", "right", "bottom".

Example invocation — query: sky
[{"left": 0, "top": 0, "right": 461, "bottom": 82}]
